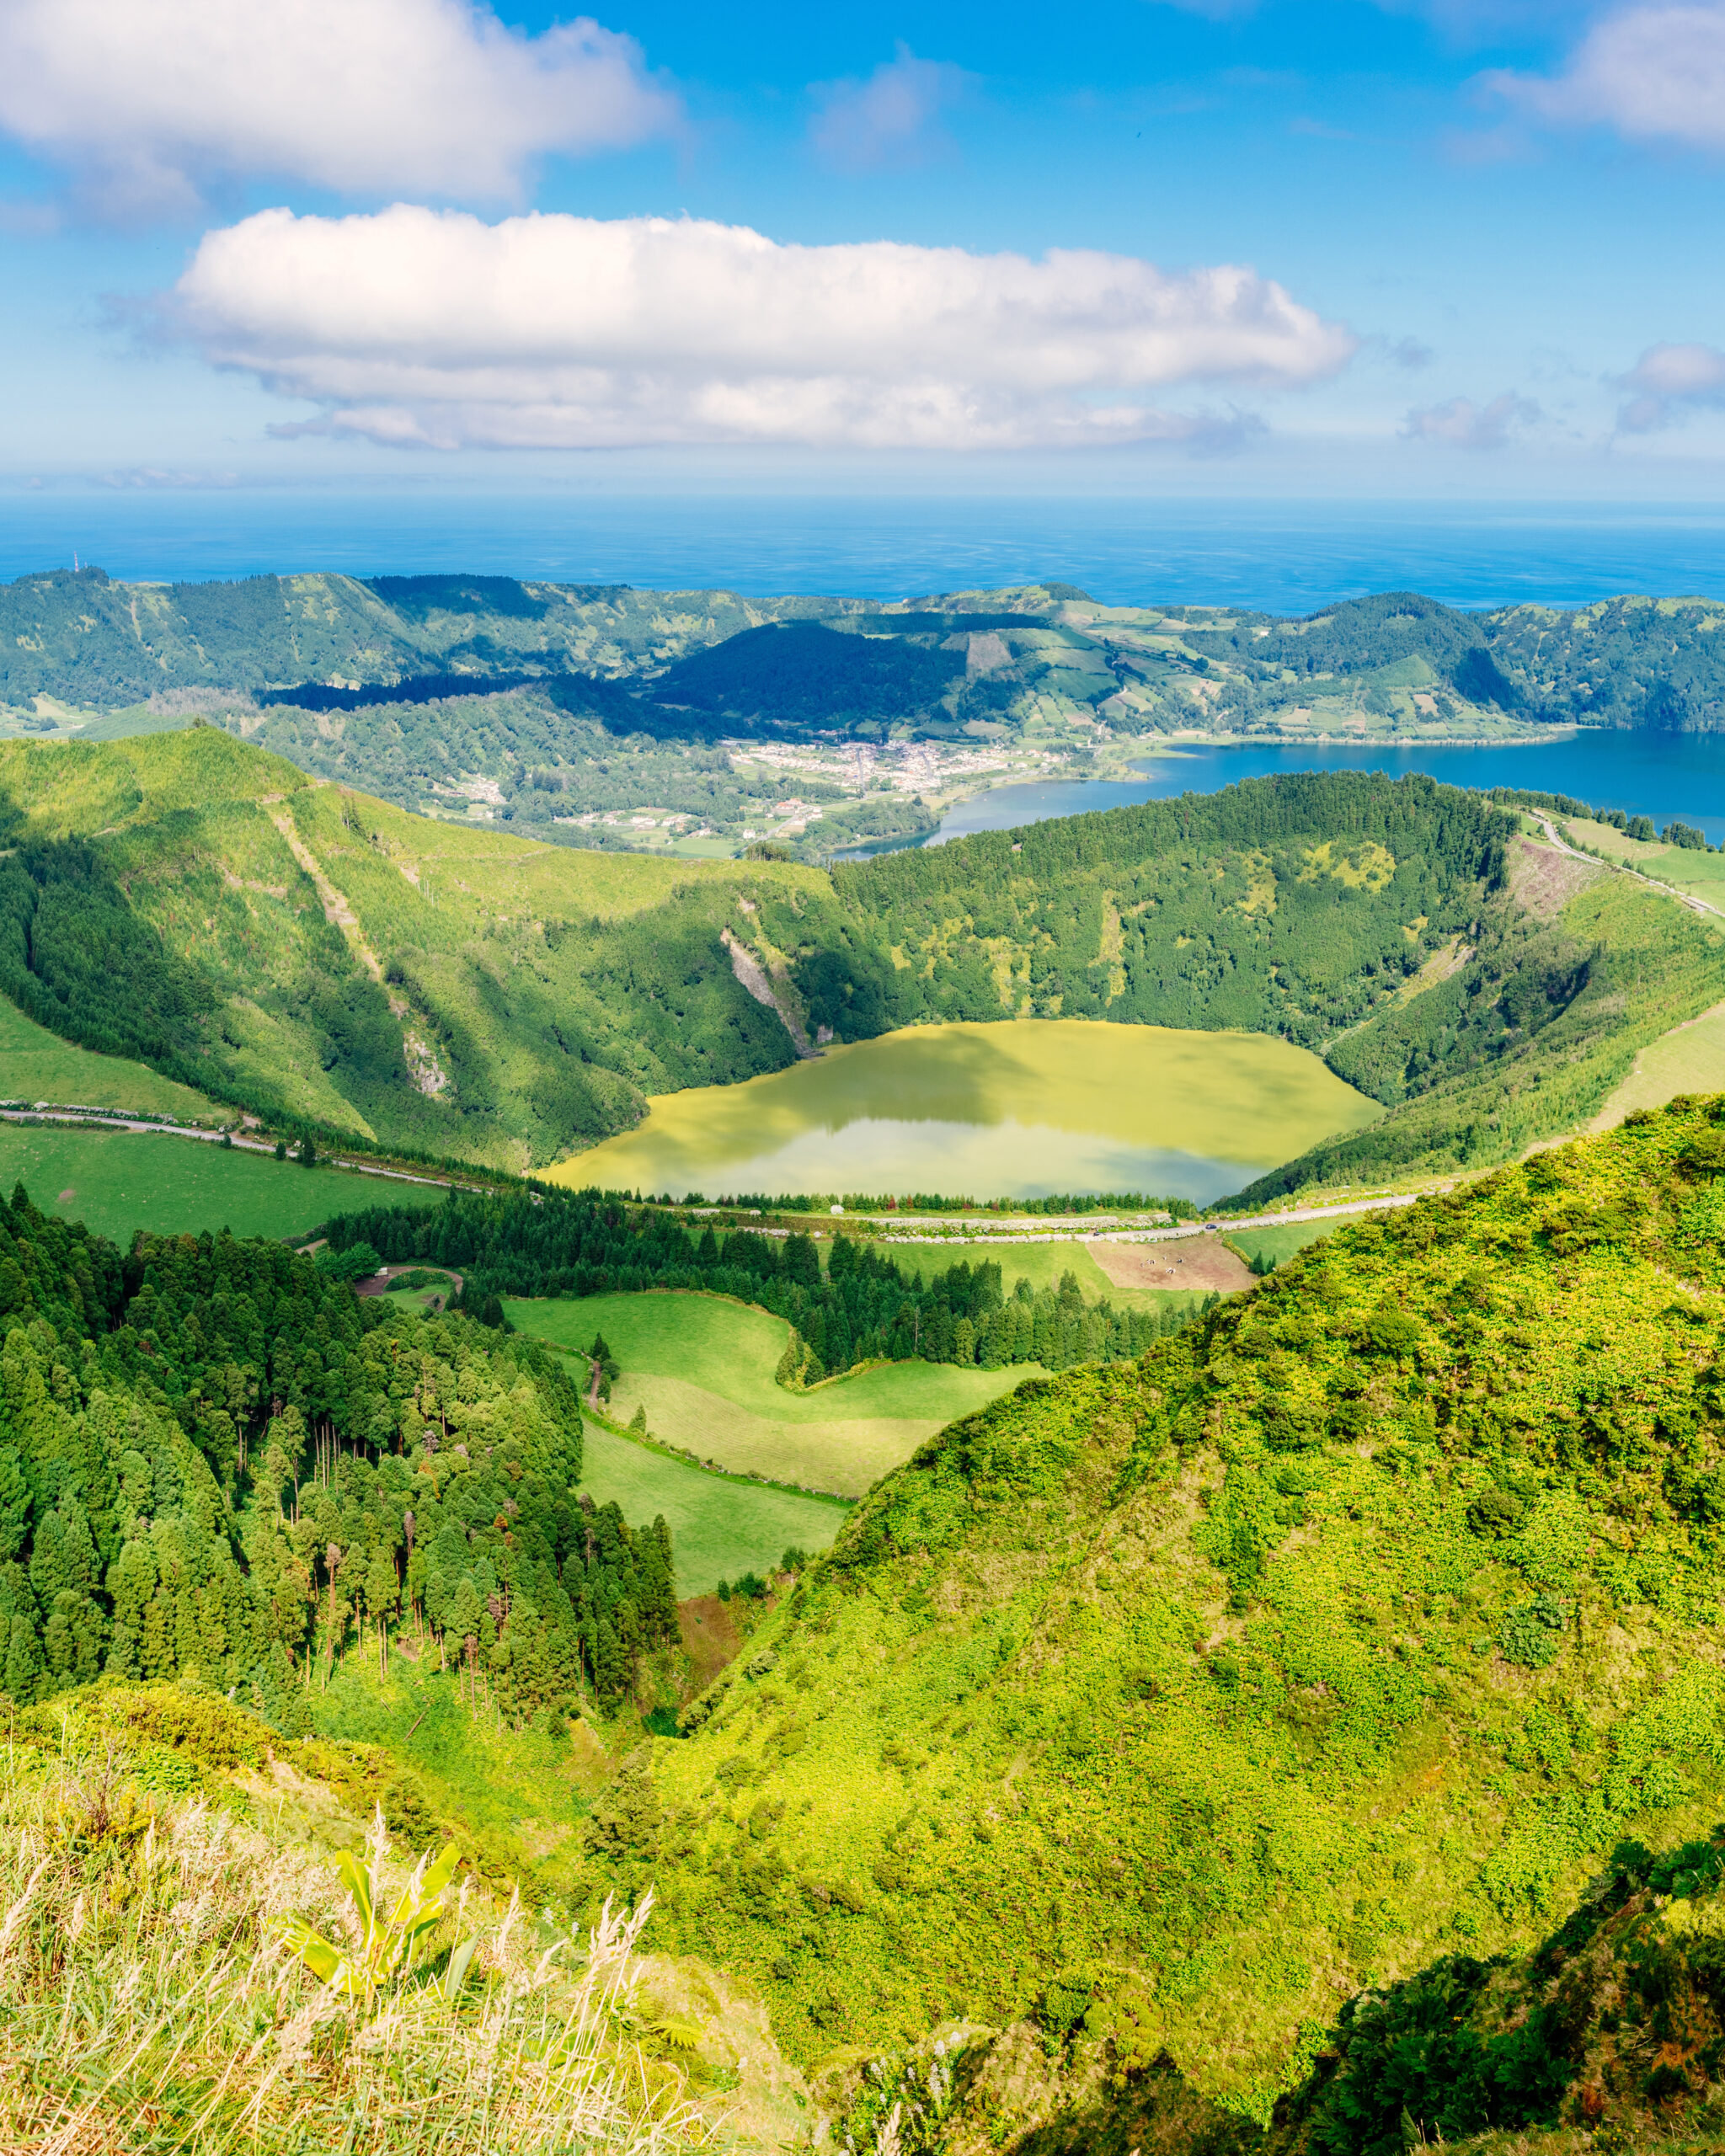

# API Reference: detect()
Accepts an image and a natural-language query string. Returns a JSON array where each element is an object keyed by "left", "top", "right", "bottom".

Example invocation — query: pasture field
[
  {"left": 0, "top": 995, "right": 216, "bottom": 1120},
  {"left": 1222, "top": 1217, "right": 1346, "bottom": 1270},
  {"left": 1562, "top": 813, "right": 1725, "bottom": 899},
  {"left": 0, "top": 1125, "right": 447, "bottom": 1242},
  {"left": 508, "top": 1289, "right": 1031, "bottom": 1496},
  {"left": 578, "top": 1417, "right": 848, "bottom": 1597},
  {"left": 1594, "top": 997, "right": 1725, "bottom": 1126}
]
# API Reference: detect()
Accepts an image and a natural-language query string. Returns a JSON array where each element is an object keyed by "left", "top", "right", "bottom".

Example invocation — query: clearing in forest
[
  {"left": 509, "top": 1289, "right": 1032, "bottom": 1497},
  {"left": 0, "top": 1125, "right": 446, "bottom": 1242},
  {"left": 1088, "top": 1234, "right": 1254, "bottom": 1296},
  {"left": 578, "top": 1418, "right": 849, "bottom": 1596}
]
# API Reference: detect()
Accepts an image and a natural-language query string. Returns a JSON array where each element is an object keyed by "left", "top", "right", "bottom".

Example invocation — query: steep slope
[
  {"left": 0, "top": 729, "right": 823, "bottom": 1166},
  {"left": 591, "top": 1097, "right": 1725, "bottom": 2114}
]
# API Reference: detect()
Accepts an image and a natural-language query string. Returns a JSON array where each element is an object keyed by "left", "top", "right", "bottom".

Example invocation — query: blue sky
[{"left": 3, "top": 0, "right": 1724, "bottom": 500}]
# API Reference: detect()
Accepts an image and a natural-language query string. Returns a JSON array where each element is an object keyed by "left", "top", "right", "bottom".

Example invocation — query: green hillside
[
  {"left": 11, "top": 568, "right": 1725, "bottom": 739},
  {"left": 585, "top": 1097, "right": 1725, "bottom": 2116},
  {"left": 1, "top": 735, "right": 1715, "bottom": 1193},
  {"left": 0, "top": 728, "right": 822, "bottom": 1168}
]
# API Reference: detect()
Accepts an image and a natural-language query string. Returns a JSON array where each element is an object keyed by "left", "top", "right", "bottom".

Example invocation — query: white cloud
[
  {"left": 809, "top": 43, "right": 972, "bottom": 172},
  {"left": 164, "top": 205, "right": 1358, "bottom": 452},
  {"left": 1402, "top": 392, "right": 1541, "bottom": 447},
  {"left": 1615, "top": 340, "right": 1725, "bottom": 429},
  {"left": 1486, "top": 5, "right": 1725, "bottom": 150},
  {"left": 0, "top": 0, "right": 676, "bottom": 216}
]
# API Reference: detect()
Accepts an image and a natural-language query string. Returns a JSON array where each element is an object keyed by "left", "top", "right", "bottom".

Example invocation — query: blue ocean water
[{"left": 6, "top": 489, "right": 1725, "bottom": 615}]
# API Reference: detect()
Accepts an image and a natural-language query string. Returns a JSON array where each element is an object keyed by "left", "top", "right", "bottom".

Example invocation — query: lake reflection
[{"left": 549, "top": 1020, "right": 1380, "bottom": 1203}]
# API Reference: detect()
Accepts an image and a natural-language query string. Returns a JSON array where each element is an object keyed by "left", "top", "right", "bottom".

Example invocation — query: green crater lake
[{"left": 549, "top": 1020, "right": 1381, "bottom": 1203}]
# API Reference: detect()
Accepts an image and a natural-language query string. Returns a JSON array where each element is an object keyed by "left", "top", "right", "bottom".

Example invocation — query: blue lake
[{"left": 915, "top": 731, "right": 1725, "bottom": 853}]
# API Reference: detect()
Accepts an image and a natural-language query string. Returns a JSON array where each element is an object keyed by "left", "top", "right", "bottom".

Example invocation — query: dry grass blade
[{"left": 0, "top": 1745, "right": 712, "bottom": 2154}]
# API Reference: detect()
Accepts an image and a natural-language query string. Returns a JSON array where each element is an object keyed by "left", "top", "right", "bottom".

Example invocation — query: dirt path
[{"left": 353, "top": 1263, "right": 463, "bottom": 1300}]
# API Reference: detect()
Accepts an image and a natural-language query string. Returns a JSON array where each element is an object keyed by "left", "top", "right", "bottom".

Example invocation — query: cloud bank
[
  {"left": 1487, "top": 5, "right": 1725, "bottom": 152},
  {"left": 0, "top": 0, "right": 676, "bottom": 215},
  {"left": 167, "top": 206, "right": 1358, "bottom": 451}
]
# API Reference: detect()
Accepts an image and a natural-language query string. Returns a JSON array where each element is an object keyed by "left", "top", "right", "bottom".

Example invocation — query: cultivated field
[
  {"left": 1088, "top": 1234, "right": 1253, "bottom": 1296},
  {"left": 579, "top": 1419, "right": 848, "bottom": 1596},
  {"left": 510, "top": 1289, "right": 1031, "bottom": 1497},
  {"left": 0, "top": 1126, "right": 447, "bottom": 1242},
  {"left": 966, "top": 1234, "right": 1218, "bottom": 1310}
]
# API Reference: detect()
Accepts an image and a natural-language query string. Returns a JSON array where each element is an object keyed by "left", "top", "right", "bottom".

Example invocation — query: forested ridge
[
  {"left": 0, "top": 1186, "right": 676, "bottom": 1721},
  {"left": 323, "top": 1187, "right": 1192, "bottom": 1379},
  {"left": 773, "top": 770, "right": 1506, "bottom": 1046},
  {"left": 12, "top": 568, "right": 1725, "bottom": 739},
  {"left": 587, "top": 1096, "right": 1725, "bottom": 2128}
]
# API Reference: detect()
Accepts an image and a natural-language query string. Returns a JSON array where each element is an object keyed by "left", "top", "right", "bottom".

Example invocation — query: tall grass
[{"left": 0, "top": 1737, "right": 708, "bottom": 2153}]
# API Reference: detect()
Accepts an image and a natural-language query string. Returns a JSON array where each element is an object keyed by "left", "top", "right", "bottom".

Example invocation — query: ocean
[{"left": 7, "top": 489, "right": 1725, "bottom": 616}]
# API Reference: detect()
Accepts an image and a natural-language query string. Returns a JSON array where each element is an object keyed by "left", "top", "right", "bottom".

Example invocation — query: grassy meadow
[
  {"left": 579, "top": 1417, "right": 848, "bottom": 1594},
  {"left": 1594, "top": 997, "right": 1725, "bottom": 1126},
  {"left": 0, "top": 1125, "right": 447, "bottom": 1241},
  {"left": 510, "top": 1289, "right": 1033, "bottom": 1496},
  {"left": 0, "top": 994, "right": 217, "bottom": 1119},
  {"left": 1222, "top": 1215, "right": 1348, "bottom": 1270}
]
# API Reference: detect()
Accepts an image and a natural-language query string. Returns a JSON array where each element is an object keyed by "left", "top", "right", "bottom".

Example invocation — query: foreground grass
[
  {"left": 0, "top": 1695, "right": 707, "bottom": 2156},
  {"left": 0, "top": 1125, "right": 449, "bottom": 1241},
  {"left": 513, "top": 1289, "right": 1030, "bottom": 1496}
]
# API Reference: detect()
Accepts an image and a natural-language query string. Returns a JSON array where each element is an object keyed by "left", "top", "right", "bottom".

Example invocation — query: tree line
[
  {"left": 320, "top": 1188, "right": 1199, "bottom": 1379},
  {"left": 0, "top": 1186, "right": 674, "bottom": 1723}
]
